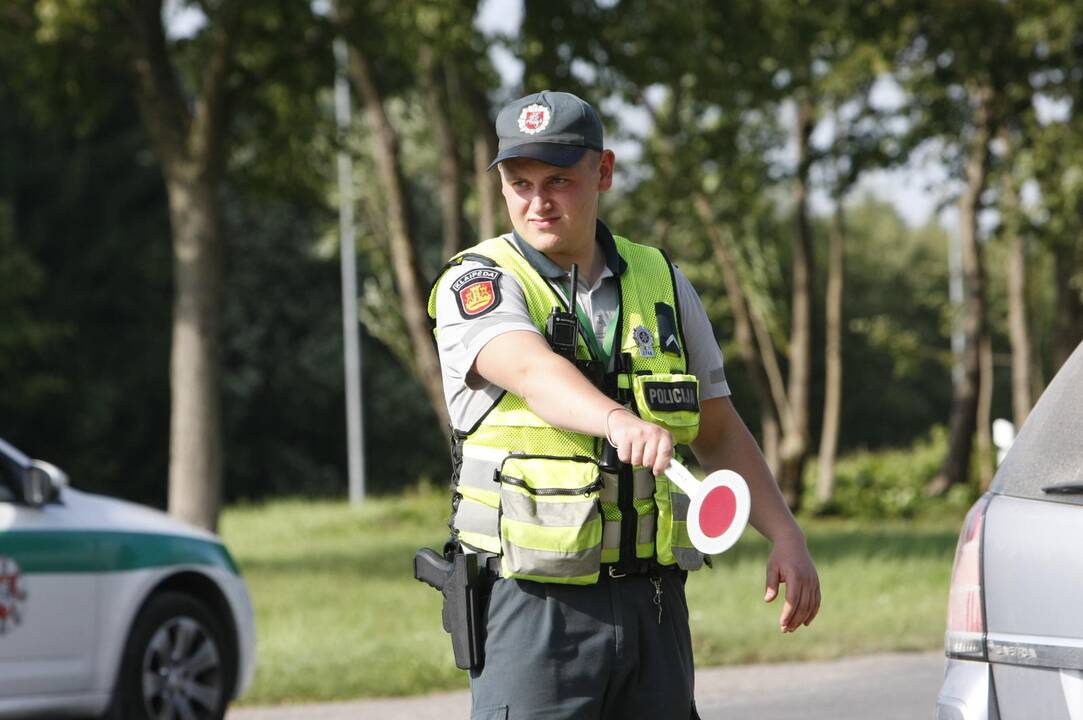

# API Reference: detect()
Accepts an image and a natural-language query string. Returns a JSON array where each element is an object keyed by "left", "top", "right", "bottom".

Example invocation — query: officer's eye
[{"left": 550, "top": 177, "right": 569, "bottom": 186}]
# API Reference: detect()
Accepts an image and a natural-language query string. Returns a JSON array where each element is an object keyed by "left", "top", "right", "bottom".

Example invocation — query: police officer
[{"left": 429, "top": 91, "right": 820, "bottom": 720}]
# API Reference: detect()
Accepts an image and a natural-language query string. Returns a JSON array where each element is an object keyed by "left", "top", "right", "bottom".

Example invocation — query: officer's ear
[{"left": 597, "top": 150, "right": 615, "bottom": 192}]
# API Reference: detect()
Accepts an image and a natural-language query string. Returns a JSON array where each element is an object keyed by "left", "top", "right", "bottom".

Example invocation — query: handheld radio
[{"left": 545, "top": 263, "right": 580, "bottom": 361}]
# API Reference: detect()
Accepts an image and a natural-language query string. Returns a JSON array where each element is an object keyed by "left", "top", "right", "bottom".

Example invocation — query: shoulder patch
[{"left": 451, "top": 268, "right": 503, "bottom": 319}]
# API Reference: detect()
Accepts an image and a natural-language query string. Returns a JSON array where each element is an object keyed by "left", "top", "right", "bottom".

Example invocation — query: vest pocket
[
  {"left": 497, "top": 455, "right": 604, "bottom": 585},
  {"left": 632, "top": 373, "right": 701, "bottom": 444}
]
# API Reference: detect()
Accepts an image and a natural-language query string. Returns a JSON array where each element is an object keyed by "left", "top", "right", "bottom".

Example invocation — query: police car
[{"left": 0, "top": 437, "right": 255, "bottom": 719}]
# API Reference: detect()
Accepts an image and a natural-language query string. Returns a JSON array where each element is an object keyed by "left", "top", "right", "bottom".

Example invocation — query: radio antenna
[{"left": 569, "top": 263, "right": 580, "bottom": 347}]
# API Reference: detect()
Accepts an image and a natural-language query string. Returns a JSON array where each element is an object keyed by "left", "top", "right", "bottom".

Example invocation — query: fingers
[
  {"left": 805, "top": 583, "right": 822, "bottom": 627},
  {"left": 779, "top": 596, "right": 795, "bottom": 632},
  {"left": 651, "top": 438, "right": 672, "bottom": 477},
  {"left": 781, "top": 582, "right": 809, "bottom": 632},
  {"left": 776, "top": 572, "right": 821, "bottom": 632},
  {"left": 764, "top": 564, "right": 780, "bottom": 603},
  {"left": 607, "top": 412, "right": 673, "bottom": 474},
  {"left": 643, "top": 433, "right": 673, "bottom": 476},
  {"left": 642, "top": 431, "right": 673, "bottom": 476},
  {"left": 763, "top": 540, "right": 821, "bottom": 633}
]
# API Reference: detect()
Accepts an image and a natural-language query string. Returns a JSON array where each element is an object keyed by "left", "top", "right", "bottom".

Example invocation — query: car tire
[{"left": 109, "top": 591, "right": 234, "bottom": 720}]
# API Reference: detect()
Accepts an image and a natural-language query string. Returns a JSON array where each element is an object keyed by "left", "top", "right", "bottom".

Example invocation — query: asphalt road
[{"left": 228, "top": 651, "right": 944, "bottom": 720}]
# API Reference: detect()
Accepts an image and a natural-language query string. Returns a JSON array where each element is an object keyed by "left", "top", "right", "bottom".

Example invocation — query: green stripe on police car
[{"left": 0, "top": 530, "right": 240, "bottom": 574}]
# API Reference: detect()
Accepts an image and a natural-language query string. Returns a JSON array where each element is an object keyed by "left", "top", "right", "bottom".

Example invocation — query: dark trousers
[{"left": 469, "top": 567, "right": 700, "bottom": 720}]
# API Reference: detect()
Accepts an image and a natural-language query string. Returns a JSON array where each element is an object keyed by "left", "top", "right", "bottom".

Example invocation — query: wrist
[
  {"left": 769, "top": 526, "right": 807, "bottom": 548},
  {"left": 604, "top": 406, "right": 633, "bottom": 445}
]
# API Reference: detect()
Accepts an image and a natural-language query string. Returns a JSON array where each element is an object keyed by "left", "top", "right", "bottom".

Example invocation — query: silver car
[{"left": 937, "top": 342, "right": 1083, "bottom": 720}]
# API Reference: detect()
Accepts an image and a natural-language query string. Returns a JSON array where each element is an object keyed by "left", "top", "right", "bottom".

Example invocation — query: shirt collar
[{"left": 510, "top": 219, "right": 628, "bottom": 280}]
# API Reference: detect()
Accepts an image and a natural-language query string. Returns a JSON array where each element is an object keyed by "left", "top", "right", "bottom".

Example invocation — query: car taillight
[{"left": 945, "top": 494, "right": 991, "bottom": 660}]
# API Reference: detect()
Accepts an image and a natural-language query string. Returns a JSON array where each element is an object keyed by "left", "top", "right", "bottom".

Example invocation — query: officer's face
[{"left": 498, "top": 150, "right": 615, "bottom": 263}]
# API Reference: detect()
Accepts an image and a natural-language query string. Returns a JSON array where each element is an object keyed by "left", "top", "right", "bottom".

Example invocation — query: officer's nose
[{"left": 529, "top": 191, "right": 552, "bottom": 214}]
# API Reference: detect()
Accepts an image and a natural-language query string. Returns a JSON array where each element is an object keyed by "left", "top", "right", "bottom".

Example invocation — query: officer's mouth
[{"left": 529, "top": 217, "right": 560, "bottom": 228}]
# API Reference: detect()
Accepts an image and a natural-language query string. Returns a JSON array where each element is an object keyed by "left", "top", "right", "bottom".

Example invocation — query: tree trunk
[
  {"left": 419, "top": 45, "right": 465, "bottom": 261},
  {"left": 165, "top": 170, "right": 224, "bottom": 530},
  {"left": 470, "top": 87, "right": 500, "bottom": 242},
  {"left": 347, "top": 41, "right": 451, "bottom": 431},
  {"left": 760, "top": 418, "right": 780, "bottom": 477},
  {"left": 1004, "top": 172, "right": 1032, "bottom": 428},
  {"left": 694, "top": 194, "right": 783, "bottom": 475},
  {"left": 816, "top": 198, "right": 845, "bottom": 507},
  {"left": 779, "top": 94, "right": 816, "bottom": 512},
  {"left": 929, "top": 85, "right": 993, "bottom": 495},
  {"left": 124, "top": 0, "right": 237, "bottom": 530},
  {"left": 1052, "top": 240, "right": 1083, "bottom": 372},
  {"left": 474, "top": 130, "right": 499, "bottom": 241},
  {"left": 1030, "top": 328, "right": 1045, "bottom": 410}
]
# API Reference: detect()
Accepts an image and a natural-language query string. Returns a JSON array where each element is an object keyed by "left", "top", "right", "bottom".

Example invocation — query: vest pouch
[
  {"left": 497, "top": 455, "right": 604, "bottom": 585},
  {"left": 654, "top": 472, "right": 706, "bottom": 571},
  {"left": 632, "top": 373, "right": 701, "bottom": 444}
]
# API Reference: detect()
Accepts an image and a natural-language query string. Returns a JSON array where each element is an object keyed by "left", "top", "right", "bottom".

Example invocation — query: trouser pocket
[{"left": 498, "top": 455, "right": 603, "bottom": 585}]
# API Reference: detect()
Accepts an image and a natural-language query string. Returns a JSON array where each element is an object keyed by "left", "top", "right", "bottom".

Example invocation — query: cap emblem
[{"left": 517, "top": 103, "right": 551, "bottom": 135}]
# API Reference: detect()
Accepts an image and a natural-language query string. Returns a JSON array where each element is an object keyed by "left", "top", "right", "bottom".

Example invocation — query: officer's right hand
[{"left": 606, "top": 409, "right": 673, "bottom": 476}]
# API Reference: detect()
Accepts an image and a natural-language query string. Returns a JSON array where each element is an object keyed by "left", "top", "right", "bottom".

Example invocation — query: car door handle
[{"left": 1041, "top": 483, "right": 1083, "bottom": 495}]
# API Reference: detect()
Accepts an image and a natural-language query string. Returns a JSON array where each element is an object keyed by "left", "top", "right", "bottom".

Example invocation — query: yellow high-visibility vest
[{"left": 428, "top": 233, "right": 705, "bottom": 584}]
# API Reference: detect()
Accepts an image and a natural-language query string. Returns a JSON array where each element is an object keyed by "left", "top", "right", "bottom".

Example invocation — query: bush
[{"left": 803, "top": 426, "right": 979, "bottom": 519}]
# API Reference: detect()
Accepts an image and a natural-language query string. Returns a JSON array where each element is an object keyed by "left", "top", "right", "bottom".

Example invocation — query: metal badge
[{"left": 633, "top": 326, "right": 655, "bottom": 357}]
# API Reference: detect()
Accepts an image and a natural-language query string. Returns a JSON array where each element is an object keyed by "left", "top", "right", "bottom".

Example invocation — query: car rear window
[{"left": 992, "top": 343, "right": 1083, "bottom": 504}]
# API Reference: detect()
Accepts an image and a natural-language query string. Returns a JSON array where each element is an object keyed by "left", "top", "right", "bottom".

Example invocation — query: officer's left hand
[{"left": 763, "top": 534, "right": 820, "bottom": 633}]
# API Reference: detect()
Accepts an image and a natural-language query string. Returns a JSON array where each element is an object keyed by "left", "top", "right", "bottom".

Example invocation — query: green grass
[
  {"left": 221, "top": 487, "right": 963, "bottom": 705},
  {"left": 685, "top": 517, "right": 961, "bottom": 665}
]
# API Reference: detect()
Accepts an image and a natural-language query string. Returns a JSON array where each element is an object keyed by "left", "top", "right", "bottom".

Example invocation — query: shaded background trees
[{"left": 2, "top": 0, "right": 1082, "bottom": 521}]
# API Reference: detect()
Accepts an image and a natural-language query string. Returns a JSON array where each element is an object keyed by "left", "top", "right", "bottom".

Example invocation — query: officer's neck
[{"left": 549, "top": 239, "right": 604, "bottom": 288}]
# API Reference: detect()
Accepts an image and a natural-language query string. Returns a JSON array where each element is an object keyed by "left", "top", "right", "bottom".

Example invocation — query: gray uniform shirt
[{"left": 434, "top": 223, "right": 730, "bottom": 431}]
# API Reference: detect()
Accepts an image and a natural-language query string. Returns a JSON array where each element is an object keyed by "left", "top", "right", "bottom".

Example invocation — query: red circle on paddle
[{"left": 698, "top": 486, "right": 738, "bottom": 538}]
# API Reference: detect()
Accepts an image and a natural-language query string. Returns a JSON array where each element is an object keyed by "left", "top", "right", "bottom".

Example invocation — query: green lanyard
[{"left": 565, "top": 282, "right": 618, "bottom": 367}]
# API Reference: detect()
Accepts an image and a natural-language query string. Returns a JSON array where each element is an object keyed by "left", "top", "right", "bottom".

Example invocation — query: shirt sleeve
[
  {"left": 672, "top": 265, "right": 731, "bottom": 401},
  {"left": 434, "top": 261, "right": 540, "bottom": 411}
]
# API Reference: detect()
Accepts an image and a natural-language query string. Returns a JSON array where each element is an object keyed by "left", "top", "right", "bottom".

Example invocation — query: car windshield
[
  {"left": 0, "top": 438, "right": 29, "bottom": 503},
  {"left": 991, "top": 342, "right": 1083, "bottom": 502}
]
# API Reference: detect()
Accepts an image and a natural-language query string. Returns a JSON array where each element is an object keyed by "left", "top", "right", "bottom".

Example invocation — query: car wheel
[{"left": 112, "top": 591, "right": 234, "bottom": 720}]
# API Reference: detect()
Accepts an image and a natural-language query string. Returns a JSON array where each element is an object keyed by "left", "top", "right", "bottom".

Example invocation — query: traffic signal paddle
[{"left": 664, "top": 459, "right": 751, "bottom": 555}]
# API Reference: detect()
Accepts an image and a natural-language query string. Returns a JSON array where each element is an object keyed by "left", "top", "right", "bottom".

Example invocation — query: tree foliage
[{"left": 2, "top": 0, "right": 1082, "bottom": 513}]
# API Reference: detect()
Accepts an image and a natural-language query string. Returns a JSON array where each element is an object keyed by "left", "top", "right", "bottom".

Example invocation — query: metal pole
[{"left": 334, "top": 37, "right": 365, "bottom": 505}]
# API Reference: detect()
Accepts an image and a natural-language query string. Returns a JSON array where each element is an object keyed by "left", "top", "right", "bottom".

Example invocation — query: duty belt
[{"left": 481, "top": 554, "right": 676, "bottom": 579}]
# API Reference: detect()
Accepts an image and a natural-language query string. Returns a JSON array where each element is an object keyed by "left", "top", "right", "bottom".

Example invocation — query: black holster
[{"left": 413, "top": 547, "right": 485, "bottom": 671}]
